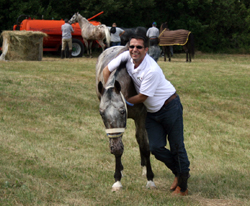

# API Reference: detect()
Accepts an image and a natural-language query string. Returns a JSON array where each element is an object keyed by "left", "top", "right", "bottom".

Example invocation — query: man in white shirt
[
  {"left": 103, "top": 35, "right": 190, "bottom": 196},
  {"left": 61, "top": 18, "right": 74, "bottom": 58},
  {"left": 146, "top": 22, "right": 159, "bottom": 46}
]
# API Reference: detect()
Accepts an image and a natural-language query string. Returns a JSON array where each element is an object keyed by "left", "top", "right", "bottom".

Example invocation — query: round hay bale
[{"left": 0, "top": 30, "right": 47, "bottom": 61}]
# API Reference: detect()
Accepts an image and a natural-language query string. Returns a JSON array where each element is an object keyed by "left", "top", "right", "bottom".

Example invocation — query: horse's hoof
[
  {"left": 146, "top": 180, "right": 156, "bottom": 189},
  {"left": 112, "top": 181, "right": 123, "bottom": 192}
]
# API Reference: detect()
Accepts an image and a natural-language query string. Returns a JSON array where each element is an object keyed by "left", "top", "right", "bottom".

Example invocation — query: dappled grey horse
[
  {"left": 69, "top": 12, "right": 111, "bottom": 57},
  {"left": 96, "top": 45, "right": 156, "bottom": 191}
]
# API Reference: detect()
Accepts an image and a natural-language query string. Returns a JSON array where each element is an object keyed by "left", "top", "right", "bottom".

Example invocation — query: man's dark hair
[
  {"left": 129, "top": 35, "right": 149, "bottom": 48},
  {"left": 64, "top": 18, "right": 69, "bottom": 23}
]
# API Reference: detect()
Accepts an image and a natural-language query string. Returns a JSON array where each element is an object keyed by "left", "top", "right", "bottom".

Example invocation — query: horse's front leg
[
  {"left": 163, "top": 46, "right": 167, "bottom": 62},
  {"left": 167, "top": 46, "right": 171, "bottom": 62},
  {"left": 109, "top": 137, "right": 124, "bottom": 191},
  {"left": 112, "top": 154, "right": 124, "bottom": 191}
]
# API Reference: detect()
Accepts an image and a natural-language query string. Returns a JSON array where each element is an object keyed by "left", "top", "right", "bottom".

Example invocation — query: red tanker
[{"left": 13, "top": 12, "right": 104, "bottom": 57}]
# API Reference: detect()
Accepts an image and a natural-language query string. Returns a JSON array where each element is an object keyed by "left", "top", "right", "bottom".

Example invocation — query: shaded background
[{"left": 1, "top": 0, "right": 250, "bottom": 53}]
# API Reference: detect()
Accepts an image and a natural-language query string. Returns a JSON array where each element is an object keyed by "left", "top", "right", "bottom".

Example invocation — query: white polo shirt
[
  {"left": 108, "top": 51, "right": 176, "bottom": 113},
  {"left": 146, "top": 27, "right": 159, "bottom": 38}
]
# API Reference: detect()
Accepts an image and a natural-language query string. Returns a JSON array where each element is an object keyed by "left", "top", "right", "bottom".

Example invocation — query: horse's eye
[{"left": 119, "top": 109, "right": 126, "bottom": 115}]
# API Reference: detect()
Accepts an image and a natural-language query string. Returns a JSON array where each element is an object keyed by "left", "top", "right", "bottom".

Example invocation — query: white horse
[{"left": 69, "top": 12, "right": 111, "bottom": 57}]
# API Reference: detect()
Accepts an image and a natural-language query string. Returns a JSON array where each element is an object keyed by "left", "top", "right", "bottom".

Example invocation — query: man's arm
[
  {"left": 127, "top": 93, "right": 148, "bottom": 105},
  {"left": 119, "top": 31, "right": 125, "bottom": 36},
  {"left": 103, "top": 66, "right": 111, "bottom": 84},
  {"left": 146, "top": 28, "right": 150, "bottom": 37}
]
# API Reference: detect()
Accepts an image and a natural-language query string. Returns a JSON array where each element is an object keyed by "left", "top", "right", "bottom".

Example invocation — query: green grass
[{"left": 0, "top": 53, "right": 249, "bottom": 205}]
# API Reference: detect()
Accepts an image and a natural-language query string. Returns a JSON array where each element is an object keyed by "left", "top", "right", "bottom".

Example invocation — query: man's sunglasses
[{"left": 129, "top": 45, "right": 144, "bottom": 49}]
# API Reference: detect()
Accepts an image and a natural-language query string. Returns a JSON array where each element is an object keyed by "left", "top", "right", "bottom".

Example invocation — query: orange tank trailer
[{"left": 12, "top": 11, "right": 104, "bottom": 57}]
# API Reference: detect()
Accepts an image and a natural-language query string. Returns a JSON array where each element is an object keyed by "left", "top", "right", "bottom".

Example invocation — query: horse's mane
[
  {"left": 107, "top": 61, "right": 127, "bottom": 88},
  {"left": 105, "top": 45, "right": 129, "bottom": 89},
  {"left": 76, "top": 13, "right": 88, "bottom": 23}
]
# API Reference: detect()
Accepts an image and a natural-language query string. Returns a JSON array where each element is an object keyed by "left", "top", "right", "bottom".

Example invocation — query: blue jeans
[
  {"left": 111, "top": 42, "right": 121, "bottom": 47},
  {"left": 146, "top": 95, "right": 190, "bottom": 175}
]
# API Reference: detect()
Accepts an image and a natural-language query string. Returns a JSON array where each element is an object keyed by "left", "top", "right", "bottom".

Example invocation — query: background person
[
  {"left": 146, "top": 22, "right": 161, "bottom": 61},
  {"left": 108, "top": 23, "right": 125, "bottom": 46},
  {"left": 146, "top": 22, "right": 159, "bottom": 46},
  {"left": 103, "top": 35, "right": 190, "bottom": 196},
  {"left": 61, "top": 18, "right": 74, "bottom": 58}
]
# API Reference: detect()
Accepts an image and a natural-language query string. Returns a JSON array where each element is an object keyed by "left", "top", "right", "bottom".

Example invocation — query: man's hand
[
  {"left": 127, "top": 93, "right": 148, "bottom": 105},
  {"left": 103, "top": 66, "right": 111, "bottom": 84}
]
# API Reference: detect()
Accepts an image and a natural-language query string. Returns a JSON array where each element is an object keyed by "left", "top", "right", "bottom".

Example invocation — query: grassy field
[{"left": 0, "top": 53, "right": 249, "bottom": 205}]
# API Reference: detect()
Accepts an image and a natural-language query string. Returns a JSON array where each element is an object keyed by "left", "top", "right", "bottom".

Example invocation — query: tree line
[{"left": 1, "top": 0, "right": 250, "bottom": 53}]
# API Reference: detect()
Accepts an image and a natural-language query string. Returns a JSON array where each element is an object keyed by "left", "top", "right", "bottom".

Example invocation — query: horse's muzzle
[
  {"left": 109, "top": 136, "right": 124, "bottom": 155},
  {"left": 106, "top": 128, "right": 125, "bottom": 155}
]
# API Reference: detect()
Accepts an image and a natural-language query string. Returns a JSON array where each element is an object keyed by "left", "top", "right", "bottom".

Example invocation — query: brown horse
[
  {"left": 159, "top": 22, "right": 195, "bottom": 62},
  {"left": 69, "top": 12, "right": 111, "bottom": 57}
]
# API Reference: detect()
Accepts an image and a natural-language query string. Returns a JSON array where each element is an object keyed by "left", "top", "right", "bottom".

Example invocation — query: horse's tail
[
  {"left": 189, "top": 33, "right": 195, "bottom": 57},
  {"left": 104, "top": 26, "right": 111, "bottom": 47}
]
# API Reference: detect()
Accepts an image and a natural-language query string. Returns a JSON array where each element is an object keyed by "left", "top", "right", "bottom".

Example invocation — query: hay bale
[{"left": 0, "top": 31, "right": 47, "bottom": 61}]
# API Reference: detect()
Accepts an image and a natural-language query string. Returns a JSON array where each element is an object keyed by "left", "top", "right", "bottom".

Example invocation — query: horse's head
[
  {"left": 98, "top": 80, "right": 127, "bottom": 155},
  {"left": 68, "top": 12, "right": 79, "bottom": 24},
  {"left": 135, "top": 27, "right": 147, "bottom": 36},
  {"left": 160, "top": 22, "right": 169, "bottom": 32},
  {"left": 120, "top": 29, "right": 135, "bottom": 46}
]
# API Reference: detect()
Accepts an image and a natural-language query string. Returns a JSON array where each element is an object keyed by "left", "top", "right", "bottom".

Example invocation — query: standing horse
[
  {"left": 69, "top": 12, "right": 111, "bottom": 57},
  {"left": 96, "top": 45, "right": 156, "bottom": 191},
  {"left": 120, "top": 27, "right": 147, "bottom": 46},
  {"left": 120, "top": 28, "right": 136, "bottom": 46},
  {"left": 159, "top": 22, "right": 195, "bottom": 62}
]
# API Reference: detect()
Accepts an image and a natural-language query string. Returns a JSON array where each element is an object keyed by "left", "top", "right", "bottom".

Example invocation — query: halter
[{"left": 104, "top": 86, "right": 128, "bottom": 139}]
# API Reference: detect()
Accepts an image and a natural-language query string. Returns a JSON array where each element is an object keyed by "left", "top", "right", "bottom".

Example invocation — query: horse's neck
[
  {"left": 160, "top": 26, "right": 169, "bottom": 33},
  {"left": 78, "top": 15, "right": 89, "bottom": 28}
]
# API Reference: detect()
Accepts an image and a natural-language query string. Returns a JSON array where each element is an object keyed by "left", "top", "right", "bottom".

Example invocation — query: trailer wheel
[{"left": 72, "top": 39, "right": 84, "bottom": 57}]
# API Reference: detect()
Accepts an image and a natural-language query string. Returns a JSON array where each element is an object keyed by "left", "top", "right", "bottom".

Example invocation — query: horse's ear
[
  {"left": 98, "top": 81, "right": 105, "bottom": 95},
  {"left": 114, "top": 80, "right": 121, "bottom": 94}
]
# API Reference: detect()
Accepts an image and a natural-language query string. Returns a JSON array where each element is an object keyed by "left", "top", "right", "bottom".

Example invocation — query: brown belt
[{"left": 162, "top": 93, "right": 177, "bottom": 107}]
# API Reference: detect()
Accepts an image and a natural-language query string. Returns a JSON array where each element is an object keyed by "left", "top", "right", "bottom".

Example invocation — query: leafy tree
[{"left": 1, "top": 0, "right": 250, "bottom": 53}]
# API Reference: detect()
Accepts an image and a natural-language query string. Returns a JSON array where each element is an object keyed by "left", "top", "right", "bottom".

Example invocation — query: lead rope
[{"left": 105, "top": 86, "right": 127, "bottom": 138}]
